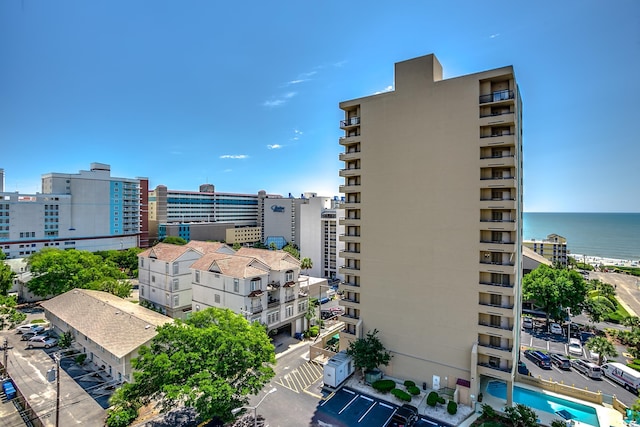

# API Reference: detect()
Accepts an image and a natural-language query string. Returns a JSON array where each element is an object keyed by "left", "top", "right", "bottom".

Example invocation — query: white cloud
[
  {"left": 294, "top": 129, "right": 303, "bottom": 135},
  {"left": 223, "top": 169, "right": 232, "bottom": 173},
  {"left": 220, "top": 154, "right": 248, "bottom": 159},
  {"left": 490, "top": 33, "right": 500, "bottom": 39},
  {"left": 288, "top": 79, "right": 306, "bottom": 85},
  {"left": 267, "top": 144, "right": 282, "bottom": 149},
  {"left": 374, "top": 85, "right": 393, "bottom": 94},
  {"left": 263, "top": 92, "right": 297, "bottom": 108}
]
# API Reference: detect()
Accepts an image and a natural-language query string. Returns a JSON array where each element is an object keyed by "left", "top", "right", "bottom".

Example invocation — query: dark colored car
[
  {"left": 517, "top": 361, "right": 530, "bottom": 375},
  {"left": 387, "top": 404, "right": 418, "bottom": 427},
  {"left": 550, "top": 353, "right": 572, "bottom": 370}
]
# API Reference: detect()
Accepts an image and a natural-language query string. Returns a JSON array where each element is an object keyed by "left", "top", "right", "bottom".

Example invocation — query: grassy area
[
  {"left": 30, "top": 319, "right": 47, "bottom": 324},
  {"left": 604, "top": 266, "right": 640, "bottom": 277},
  {"left": 605, "top": 296, "right": 631, "bottom": 323}
]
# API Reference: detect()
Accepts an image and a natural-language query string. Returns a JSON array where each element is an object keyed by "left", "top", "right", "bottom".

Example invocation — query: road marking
[{"left": 275, "top": 361, "right": 324, "bottom": 394}]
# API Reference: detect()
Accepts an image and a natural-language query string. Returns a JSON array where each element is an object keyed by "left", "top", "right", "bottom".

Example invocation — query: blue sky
[{"left": 1, "top": 1, "right": 638, "bottom": 212}]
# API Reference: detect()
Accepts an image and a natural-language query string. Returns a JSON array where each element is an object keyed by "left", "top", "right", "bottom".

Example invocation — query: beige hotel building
[{"left": 337, "top": 54, "right": 523, "bottom": 404}]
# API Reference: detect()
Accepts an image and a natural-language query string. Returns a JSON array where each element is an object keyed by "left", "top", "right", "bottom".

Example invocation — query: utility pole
[
  {"left": 55, "top": 353, "right": 60, "bottom": 427},
  {"left": 2, "top": 338, "right": 7, "bottom": 376}
]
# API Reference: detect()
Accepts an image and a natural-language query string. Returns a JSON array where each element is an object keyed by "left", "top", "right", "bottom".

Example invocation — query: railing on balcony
[
  {"left": 478, "top": 342, "right": 513, "bottom": 352},
  {"left": 480, "top": 240, "right": 514, "bottom": 244},
  {"left": 477, "top": 362, "right": 512, "bottom": 373},
  {"left": 342, "top": 297, "right": 360, "bottom": 304},
  {"left": 479, "top": 90, "right": 514, "bottom": 104},
  {"left": 478, "top": 320, "right": 512, "bottom": 331},
  {"left": 479, "top": 281, "right": 514, "bottom": 288},
  {"left": 480, "top": 132, "right": 514, "bottom": 138},
  {"left": 340, "top": 117, "right": 361, "bottom": 127},
  {"left": 284, "top": 294, "right": 296, "bottom": 303},
  {"left": 480, "top": 260, "right": 515, "bottom": 266},
  {"left": 478, "top": 301, "right": 515, "bottom": 310},
  {"left": 480, "top": 219, "right": 516, "bottom": 223},
  {"left": 341, "top": 313, "right": 360, "bottom": 320},
  {"left": 342, "top": 328, "right": 356, "bottom": 335},
  {"left": 340, "top": 265, "right": 360, "bottom": 271},
  {"left": 339, "top": 133, "right": 361, "bottom": 140},
  {"left": 341, "top": 281, "right": 360, "bottom": 287},
  {"left": 250, "top": 305, "right": 263, "bottom": 314},
  {"left": 340, "top": 167, "right": 361, "bottom": 172},
  {"left": 340, "top": 233, "right": 361, "bottom": 238},
  {"left": 480, "top": 154, "right": 514, "bottom": 160},
  {"left": 267, "top": 298, "right": 280, "bottom": 308},
  {"left": 480, "top": 176, "right": 514, "bottom": 180},
  {"left": 480, "top": 197, "right": 516, "bottom": 201},
  {"left": 479, "top": 110, "right": 513, "bottom": 118},
  {"left": 340, "top": 217, "right": 362, "bottom": 221}
]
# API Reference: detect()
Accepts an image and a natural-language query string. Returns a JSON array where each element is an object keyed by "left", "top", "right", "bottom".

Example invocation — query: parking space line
[
  {"left": 358, "top": 401, "right": 376, "bottom": 423},
  {"left": 339, "top": 394, "right": 359, "bottom": 415}
]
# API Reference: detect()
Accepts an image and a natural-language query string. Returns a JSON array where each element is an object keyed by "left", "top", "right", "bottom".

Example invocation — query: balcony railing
[
  {"left": 284, "top": 294, "right": 296, "bottom": 303},
  {"left": 478, "top": 342, "right": 513, "bottom": 352},
  {"left": 479, "top": 110, "right": 513, "bottom": 118},
  {"left": 480, "top": 154, "right": 514, "bottom": 160},
  {"left": 477, "top": 362, "right": 512, "bottom": 373},
  {"left": 480, "top": 197, "right": 516, "bottom": 201},
  {"left": 480, "top": 260, "right": 515, "bottom": 266},
  {"left": 341, "top": 281, "right": 360, "bottom": 287},
  {"left": 479, "top": 281, "right": 514, "bottom": 288},
  {"left": 480, "top": 132, "right": 514, "bottom": 138},
  {"left": 342, "top": 297, "right": 360, "bottom": 304},
  {"left": 340, "top": 117, "right": 361, "bottom": 127},
  {"left": 479, "top": 90, "right": 514, "bottom": 104},
  {"left": 480, "top": 219, "right": 516, "bottom": 223},
  {"left": 480, "top": 176, "right": 514, "bottom": 180},
  {"left": 340, "top": 167, "right": 361, "bottom": 172},
  {"left": 250, "top": 305, "right": 263, "bottom": 314},
  {"left": 478, "top": 301, "right": 515, "bottom": 310},
  {"left": 480, "top": 240, "right": 514, "bottom": 244},
  {"left": 340, "top": 233, "right": 361, "bottom": 238},
  {"left": 478, "top": 320, "right": 512, "bottom": 331},
  {"left": 342, "top": 328, "right": 356, "bottom": 335},
  {"left": 267, "top": 299, "right": 280, "bottom": 308}
]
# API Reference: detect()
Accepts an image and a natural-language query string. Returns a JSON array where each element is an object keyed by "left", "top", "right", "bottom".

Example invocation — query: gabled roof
[
  {"left": 138, "top": 243, "right": 196, "bottom": 262},
  {"left": 235, "top": 247, "right": 300, "bottom": 271},
  {"left": 191, "top": 252, "right": 269, "bottom": 278},
  {"left": 185, "top": 240, "right": 234, "bottom": 254},
  {"left": 523, "top": 246, "right": 552, "bottom": 266},
  {"left": 40, "top": 289, "right": 172, "bottom": 358}
]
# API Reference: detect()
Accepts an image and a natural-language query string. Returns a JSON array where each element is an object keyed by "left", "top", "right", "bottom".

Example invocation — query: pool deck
[{"left": 479, "top": 378, "right": 626, "bottom": 427}]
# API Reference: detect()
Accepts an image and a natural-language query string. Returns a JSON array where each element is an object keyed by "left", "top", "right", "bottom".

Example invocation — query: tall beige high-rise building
[{"left": 337, "top": 54, "right": 523, "bottom": 404}]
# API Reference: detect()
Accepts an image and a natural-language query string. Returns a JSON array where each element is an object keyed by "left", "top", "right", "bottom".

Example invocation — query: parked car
[
  {"left": 571, "top": 359, "right": 602, "bottom": 379},
  {"left": 26, "top": 336, "right": 58, "bottom": 349},
  {"left": 568, "top": 338, "right": 583, "bottom": 356},
  {"left": 21, "top": 331, "right": 40, "bottom": 341},
  {"left": 16, "top": 324, "right": 45, "bottom": 334},
  {"left": 550, "top": 353, "right": 572, "bottom": 370},
  {"left": 550, "top": 323, "right": 563, "bottom": 335},
  {"left": 388, "top": 403, "right": 418, "bottom": 427},
  {"left": 524, "top": 350, "right": 551, "bottom": 369},
  {"left": 522, "top": 317, "right": 533, "bottom": 329},
  {"left": 517, "top": 361, "right": 530, "bottom": 375}
]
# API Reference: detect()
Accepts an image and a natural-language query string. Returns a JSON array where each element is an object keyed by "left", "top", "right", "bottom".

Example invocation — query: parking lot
[{"left": 312, "top": 387, "right": 453, "bottom": 427}]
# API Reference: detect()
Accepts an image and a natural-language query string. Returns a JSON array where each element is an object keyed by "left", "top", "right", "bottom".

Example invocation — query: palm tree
[
  {"left": 585, "top": 335, "right": 618, "bottom": 365},
  {"left": 300, "top": 257, "right": 313, "bottom": 274}
]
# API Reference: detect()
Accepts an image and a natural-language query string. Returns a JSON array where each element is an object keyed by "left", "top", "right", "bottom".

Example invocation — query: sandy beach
[{"left": 569, "top": 254, "right": 639, "bottom": 269}]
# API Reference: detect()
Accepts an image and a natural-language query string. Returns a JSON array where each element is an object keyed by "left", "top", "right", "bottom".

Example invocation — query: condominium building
[
  {"left": 138, "top": 240, "right": 235, "bottom": 318},
  {"left": 337, "top": 54, "right": 522, "bottom": 405},
  {"left": 0, "top": 163, "right": 147, "bottom": 258},
  {"left": 191, "top": 247, "right": 308, "bottom": 336},
  {"left": 523, "top": 234, "right": 567, "bottom": 266}
]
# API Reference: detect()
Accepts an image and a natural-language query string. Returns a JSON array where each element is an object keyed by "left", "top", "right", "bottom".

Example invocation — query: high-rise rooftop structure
[{"left": 337, "top": 54, "right": 523, "bottom": 404}]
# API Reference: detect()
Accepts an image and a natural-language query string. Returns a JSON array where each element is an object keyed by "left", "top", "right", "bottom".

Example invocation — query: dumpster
[{"left": 2, "top": 380, "right": 17, "bottom": 400}]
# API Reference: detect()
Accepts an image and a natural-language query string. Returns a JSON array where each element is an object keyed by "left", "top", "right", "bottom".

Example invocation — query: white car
[
  {"left": 16, "top": 324, "right": 45, "bottom": 334},
  {"left": 26, "top": 336, "right": 58, "bottom": 349},
  {"left": 568, "top": 338, "right": 583, "bottom": 356},
  {"left": 522, "top": 317, "right": 533, "bottom": 329},
  {"left": 550, "top": 323, "right": 563, "bottom": 335}
]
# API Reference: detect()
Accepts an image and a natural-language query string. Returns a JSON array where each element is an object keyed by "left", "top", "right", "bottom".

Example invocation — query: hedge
[
  {"left": 391, "top": 388, "right": 412, "bottom": 402},
  {"left": 427, "top": 391, "right": 439, "bottom": 407},
  {"left": 403, "top": 380, "right": 416, "bottom": 388},
  {"left": 447, "top": 400, "right": 458, "bottom": 415},
  {"left": 407, "top": 385, "right": 420, "bottom": 396},
  {"left": 372, "top": 379, "right": 396, "bottom": 393}
]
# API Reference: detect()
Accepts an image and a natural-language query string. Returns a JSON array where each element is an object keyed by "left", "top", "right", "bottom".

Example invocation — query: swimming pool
[{"left": 486, "top": 381, "right": 600, "bottom": 427}]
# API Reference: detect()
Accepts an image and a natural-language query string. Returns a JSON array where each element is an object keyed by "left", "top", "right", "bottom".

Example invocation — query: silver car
[{"left": 26, "top": 336, "right": 58, "bottom": 349}]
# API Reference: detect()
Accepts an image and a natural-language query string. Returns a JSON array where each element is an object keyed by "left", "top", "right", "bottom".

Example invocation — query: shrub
[
  {"left": 31, "top": 319, "right": 46, "bottom": 324},
  {"left": 372, "top": 379, "right": 396, "bottom": 393},
  {"left": 391, "top": 388, "right": 412, "bottom": 402},
  {"left": 403, "top": 380, "right": 416, "bottom": 387},
  {"left": 75, "top": 353, "right": 87, "bottom": 365},
  {"left": 438, "top": 396, "right": 446, "bottom": 404},
  {"left": 447, "top": 400, "right": 457, "bottom": 415},
  {"left": 480, "top": 403, "right": 496, "bottom": 419},
  {"left": 105, "top": 406, "right": 138, "bottom": 427},
  {"left": 308, "top": 326, "right": 320, "bottom": 337},
  {"left": 427, "top": 391, "right": 439, "bottom": 407},
  {"left": 407, "top": 385, "right": 420, "bottom": 395}
]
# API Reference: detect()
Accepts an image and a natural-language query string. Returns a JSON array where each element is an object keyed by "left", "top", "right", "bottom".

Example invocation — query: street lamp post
[{"left": 232, "top": 387, "right": 277, "bottom": 427}]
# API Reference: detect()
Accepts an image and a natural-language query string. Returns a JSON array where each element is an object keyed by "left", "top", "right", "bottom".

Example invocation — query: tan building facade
[
  {"left": 523, "top": 234, "right": 568, "bottom": 266},
  {"left": 337, "top": 54, "right": 523, "bottom": 404}
]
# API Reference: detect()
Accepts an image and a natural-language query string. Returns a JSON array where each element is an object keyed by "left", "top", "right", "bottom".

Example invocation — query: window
[
  {"left": 173, "top": 295, "right": 179, "bottom": 307},
  {"left": 215, "top": 294, "right": 220, "bottom": 303},
  {"left": 285, "top": 270, "right": 294, "bottom": 282},
  {"left": 173, "top": 279, "right": 179, "bottom": 291},
  {"left": 173, "top": 263, "right": 179, "bottom": 275},
  {"left": 285, "top": 305, "right": 293, "bottom": 317},
  {"left": 165, "top": 263, "right": 169, "bottom": 274},
  {"left": 151, "top": 275, "right": 155, "bottom": 283},
  {"left": 298, "top": 300, "right": 307, "bottom": 313},
  {"left": 140, "top": 258, "right": 144, "bottom": 268},
  {"left": 267, "top": 310, "right": 279, "bottom": 325},
  {"left": 250, "top": 278, "right": 261, "bottom": 291},
  {"left": 195, "top": 270, "right": 200, "bottom": 283},
  {"left": 233, "top": 279, "right": 239, "bottom": 293},
  {"left": 140, "top": 287, "right": 144, "bottom": 297}
]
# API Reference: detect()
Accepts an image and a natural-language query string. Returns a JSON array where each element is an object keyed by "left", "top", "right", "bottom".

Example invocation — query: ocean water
[{"left": 523, "top": 213, "right": 640, "bottom": 261}]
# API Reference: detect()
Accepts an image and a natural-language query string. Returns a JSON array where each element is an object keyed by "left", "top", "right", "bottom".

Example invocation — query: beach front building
[
  {"left": 191, "top": 247, "right": 308, "bottom": 336},
  {"left": 138, "top": 241, "right": 235, "bottom": 318},
  {"left": 40, "top": 289, "right": 172, "bottom": 382},
  {"left": 0, "top": 163, "right": 148, "bottom": 259},
  {"left": 148, "top": 184, "right": 263, "bottom": 244},
  {"left": 337, "top": 54, "right": 523, "bottom": 405},
  {"left": 523, "top": 234, "right": 568, "bottom": 267}
]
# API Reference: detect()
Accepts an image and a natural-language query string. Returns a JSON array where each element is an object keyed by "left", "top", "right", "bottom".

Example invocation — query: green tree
[
  {"left": 100, "top": 278, "right": 133, "bottom": 299},
  {"left": 300, "top": 257, "right": 313, "bottom": 274},
  {"left": 108, "top": 308, "right": 275, "bottom": 424},
  {"left": 161, "top": 236, "right": 187, "bottom": 245},
  {"left": 0, "top": 294, "right": 26, "bottom": 330},
  {"left": 232, "top": 242, "right": 241, "bottom": 251},
  {"left": 58, "top": 331, "right": 75, "bottom": 349},
  {"left": 346, "top": 329, "right": 392, "bottom": 376},
  {"left": 0, "top": 260, "right": 15, "bottom": 296},
  {"left": 282, "top": 243, "right": 299, "bottom": 259},
  {"left": 268, "top": 242, "right": 277, "bottom": 251},
  {"left": 583, "top": 298, "right": 611, "bottom": 325},
  {"left": 585, "top": 335, "right": 618, "bottom": 365},
  {"left": 522, "top": 265, "right": 588, "bottom": 329},
  {"left": 504, "top": 404, "right": 538, "bottom": 427},
  {"left": 253, "top": 241, "right": 267, "bottom": 249},
  {"left": 27, "top": 249, "right": 127, "bottom": 297}
]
